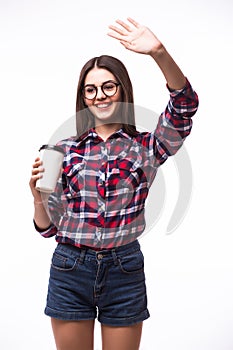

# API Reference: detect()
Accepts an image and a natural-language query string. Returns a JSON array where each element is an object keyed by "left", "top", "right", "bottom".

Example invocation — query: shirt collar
[{"left": 78, "top": 128, "right": 132, "bottom": 144}]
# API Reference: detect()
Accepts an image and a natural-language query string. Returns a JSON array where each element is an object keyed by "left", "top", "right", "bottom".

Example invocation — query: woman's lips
[{"left": 95, "top": 103, "right": 112, "bottom": 109}]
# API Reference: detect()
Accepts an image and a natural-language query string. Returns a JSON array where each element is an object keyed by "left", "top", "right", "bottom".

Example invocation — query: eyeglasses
[{"left": 82, "top": 80, "right": 121, "bottom": 100}]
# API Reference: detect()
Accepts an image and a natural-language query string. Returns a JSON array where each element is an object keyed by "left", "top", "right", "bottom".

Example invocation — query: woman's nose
[{"left": 96, "top": 86, "right": 106, "bottom": 99}]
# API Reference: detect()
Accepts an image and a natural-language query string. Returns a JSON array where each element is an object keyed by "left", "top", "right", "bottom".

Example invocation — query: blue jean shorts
[{"left": 45, "top": 240, "right": 150, "bottom": 326}]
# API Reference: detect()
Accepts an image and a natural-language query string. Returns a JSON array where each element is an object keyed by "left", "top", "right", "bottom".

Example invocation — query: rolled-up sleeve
[
  {"left": 33, "top": 177, "right": 65, "bottom": 238},
  {"left": 153, "top": 78, "right": 199, "bottom": 165},
  {"left": 33, "top": 219, "right": 57, "bottom": 237}
]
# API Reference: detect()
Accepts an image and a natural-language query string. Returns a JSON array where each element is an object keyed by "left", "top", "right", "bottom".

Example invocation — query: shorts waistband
[{"left": 56, "top": 240, "right": 141, "bottom": 264}]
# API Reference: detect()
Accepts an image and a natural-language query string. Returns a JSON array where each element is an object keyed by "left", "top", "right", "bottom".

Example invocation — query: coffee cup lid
[{"left": 39, "top": 144, "right": 65, "bottom": 155}]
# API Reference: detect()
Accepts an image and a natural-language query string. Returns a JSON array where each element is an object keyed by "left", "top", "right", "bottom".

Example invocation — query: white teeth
[{"left": 96, "top": 104, "right": 110, "bottom": 108}]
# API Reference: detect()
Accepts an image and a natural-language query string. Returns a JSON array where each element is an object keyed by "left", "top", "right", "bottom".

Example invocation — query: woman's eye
[
  {"left": 86, "top": 87, "right": 95, "bottom": 93},
  {"left": 104, "top": 84, "right": 114, "bottom": 90}
]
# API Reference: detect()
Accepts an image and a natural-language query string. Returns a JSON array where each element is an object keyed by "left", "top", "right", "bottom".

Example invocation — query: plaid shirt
[{"left": 35, "top": 78, "right": 198, "bottom": 248}]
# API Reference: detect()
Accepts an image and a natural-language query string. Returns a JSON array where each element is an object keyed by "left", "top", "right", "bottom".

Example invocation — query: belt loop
[
  {"left": 78, "top": 248, "right": 86, "bottom": 264},
  {"left": 111, "top": 249, "right": 118, "bottom": 266}
]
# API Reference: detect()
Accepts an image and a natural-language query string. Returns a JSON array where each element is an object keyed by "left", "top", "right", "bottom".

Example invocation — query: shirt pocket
[
  {"left": 106, "top": 159, "right": 142, "bottom": 209},
  {"left": 116, "top": 158, "right": 141, "bottom": 190},
  {"left": 63, "top": 161, "right": 86, "bottom": 199}
]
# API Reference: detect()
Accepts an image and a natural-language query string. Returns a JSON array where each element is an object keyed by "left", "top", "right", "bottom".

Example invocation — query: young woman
[{"left": 29, "top": 18, "right": 198, "bottom": 350}]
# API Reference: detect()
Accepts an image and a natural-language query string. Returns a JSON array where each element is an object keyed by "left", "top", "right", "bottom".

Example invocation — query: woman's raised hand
[{"left": 107, "top": 17, "right": 163, "bottom": 56}]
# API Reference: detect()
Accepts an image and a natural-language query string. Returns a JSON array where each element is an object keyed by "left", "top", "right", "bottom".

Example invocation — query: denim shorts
[{"left": 45, "top": 240, "right": 150, "bottom": 326}]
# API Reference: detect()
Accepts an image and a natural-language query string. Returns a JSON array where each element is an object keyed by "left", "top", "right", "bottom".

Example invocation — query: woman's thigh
[
  {"left": 51, "top": 318, "right": 95, "bottom": 350},
  {"left": 101, "top": 322, "right": 143, "bottom": 350}
]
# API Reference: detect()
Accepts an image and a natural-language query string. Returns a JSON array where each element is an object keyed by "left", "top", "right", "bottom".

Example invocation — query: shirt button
[{"left": 99, "top": 203, "right": 105, "bottom": 210}]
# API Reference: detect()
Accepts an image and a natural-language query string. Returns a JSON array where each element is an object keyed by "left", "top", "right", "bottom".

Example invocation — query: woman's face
[{"left": 83, "top": 68, "right": 121, "bottom": 126}]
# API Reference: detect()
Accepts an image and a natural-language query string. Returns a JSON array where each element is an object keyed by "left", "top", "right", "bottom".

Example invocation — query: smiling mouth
[{"left": 95, "top": 103, "right": 112, "bottom": 109}]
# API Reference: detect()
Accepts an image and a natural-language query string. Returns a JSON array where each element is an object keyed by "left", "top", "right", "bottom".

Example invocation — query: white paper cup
[{"left": 36, "top": 144, "right": 65, "bottom": 193}]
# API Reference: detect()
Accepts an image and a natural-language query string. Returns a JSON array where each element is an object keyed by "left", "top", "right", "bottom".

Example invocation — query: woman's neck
[{"left": 95, "top": 123, "right": 122, "bottom": 141}]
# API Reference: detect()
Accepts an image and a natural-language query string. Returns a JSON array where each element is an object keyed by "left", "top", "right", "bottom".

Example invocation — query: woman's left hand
[{"left": 108, "top": 17, "right": 163, "bottom": 56}]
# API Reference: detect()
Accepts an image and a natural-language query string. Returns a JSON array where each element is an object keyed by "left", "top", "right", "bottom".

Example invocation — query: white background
[{"left": 0, "top": 0, "right": 233, "bottom": 349}]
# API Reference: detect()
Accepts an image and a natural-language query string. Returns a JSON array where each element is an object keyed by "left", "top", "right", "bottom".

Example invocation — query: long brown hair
[{"left": 75, "top": 55, "right": 138, "bottom": 139}]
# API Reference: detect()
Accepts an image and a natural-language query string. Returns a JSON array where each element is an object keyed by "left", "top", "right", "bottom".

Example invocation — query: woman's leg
[
  {"left": 101, "top": 322, "right": 143, "bottom": 350},
  {"left": 51, "top": 318, "right": 95, "bottom": 350}
]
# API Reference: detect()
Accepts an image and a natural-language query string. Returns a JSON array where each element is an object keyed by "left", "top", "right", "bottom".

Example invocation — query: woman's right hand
[{"left": 29, "top": 157, "right": 44, "bottom": 201}]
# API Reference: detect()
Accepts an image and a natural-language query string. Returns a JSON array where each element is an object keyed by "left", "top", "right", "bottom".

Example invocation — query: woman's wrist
[
  {"left": 34, "top": 199, "right": 45, "bottom": 205},
  {"left": 33, "top": 193, "right": 49, "bottom": 206},
  {"left": 149, "top": 43, "right": 166, "bottom": 59}
]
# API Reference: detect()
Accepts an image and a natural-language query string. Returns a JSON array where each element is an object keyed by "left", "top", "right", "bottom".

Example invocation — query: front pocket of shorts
[
  {"left": 118, "top": 250, "right": 144, "bottom": 274},
  {"left": 51, "top": 252, "right": 78, "bottom": 272}
]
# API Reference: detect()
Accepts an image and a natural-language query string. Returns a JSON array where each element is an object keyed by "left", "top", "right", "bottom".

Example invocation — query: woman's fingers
[
  {"left": 30, "top": 158, "right": 44, "bottom": 186},
  {"left": 31, "top": 168, "right": 43, "bottom": 177},
  {"left": 33, "top": 157, "right": 42, "bottom": 167},
  {"left": 108, "top": 27, "right": 122, "bottom": 38},
  {"left": 127, "top": 17, "right": 140, "bottom": 28},
  {"left": 114, "top": 18, "right": 141, "bottom": 32},
  {"left": 108, "top": 18, "right": 143, "bottom": 47},
  {"left": 115, "top": 19, "right": 133, "bottom": 32},
  {"left": 108, "top": 18, "right": 138, "bottom": 39},
  {"left": 32, "top": 158, "right": 43, "bottom": 172}
]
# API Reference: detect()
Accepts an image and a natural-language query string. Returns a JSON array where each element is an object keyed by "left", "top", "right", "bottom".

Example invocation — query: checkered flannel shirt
[{"left": 34, "top": 78, "right": 198, "bottom": 248}]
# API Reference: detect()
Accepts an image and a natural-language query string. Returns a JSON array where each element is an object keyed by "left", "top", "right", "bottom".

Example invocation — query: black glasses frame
[{"left": 82, "top": 80, "right": 121, "bottom": 100}]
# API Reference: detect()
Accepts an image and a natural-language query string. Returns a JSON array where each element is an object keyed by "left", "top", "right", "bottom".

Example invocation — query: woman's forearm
[
  {"left": 33, "top": 201, "right": 51, "bottom": 229},
  {"left": 150, "top": 45, "right": 186, "bottom": 90}
]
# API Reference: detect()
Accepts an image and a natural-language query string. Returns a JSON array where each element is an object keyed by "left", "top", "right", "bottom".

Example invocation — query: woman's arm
[
  {"left": 107, "top": 17, "right": 186, "bottom": 90},
  {"left": 29, "top": 157, "right": 51, "bottom": 229},
  {"left": 108, "top": 18, "right": 198, "bottom": 166},
  {"left": 150, "top": 47, "right": 186, "bottom": 90}
]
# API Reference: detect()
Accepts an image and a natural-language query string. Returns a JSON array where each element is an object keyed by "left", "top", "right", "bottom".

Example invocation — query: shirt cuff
[{"left": 33, "top": 219, "right": 53, "bottom": 233}]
